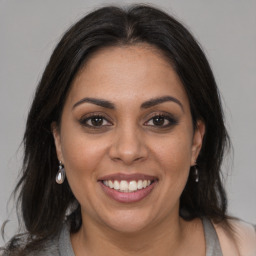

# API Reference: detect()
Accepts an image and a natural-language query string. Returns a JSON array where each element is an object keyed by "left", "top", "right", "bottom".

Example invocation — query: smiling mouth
[
  {"left": 102, "top": 179, "right": 154, "bottom": 193},
  {"left": 98, "top": 173, "right": 158, "bottom": 203}
]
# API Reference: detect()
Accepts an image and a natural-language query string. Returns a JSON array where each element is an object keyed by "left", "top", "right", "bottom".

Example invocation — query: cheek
[
  {"left": 141, "top": 132, "right": 193, "bottom": 218},
  {"left": 60, "top": 135, "right": 109, "bottom": 210},
  {"left": 62, "top": 139, "right": 107, "bottom": 175},
  {"left": 151, "top": 132, "right": 193, "bottom": 188},
  {"left": 59, "top": 124, "right": 109, "bottom": 189},
  {"left": 154, "top": 132, "right": 192, "bottom": 168}
]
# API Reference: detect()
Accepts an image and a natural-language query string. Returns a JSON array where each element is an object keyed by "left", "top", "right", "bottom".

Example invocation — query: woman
[{"left": 1, "top": 4, "right": 255, "bottom": 256}]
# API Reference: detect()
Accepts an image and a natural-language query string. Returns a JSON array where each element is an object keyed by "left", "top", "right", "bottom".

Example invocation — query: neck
[{"left": 71, "top": 213, "right": 188, "bottom": 256}]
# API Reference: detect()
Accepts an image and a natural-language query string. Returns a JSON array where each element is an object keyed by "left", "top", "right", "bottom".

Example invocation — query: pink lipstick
[{"left": 98, "top": 173, "right": 158, "bottom": 203}]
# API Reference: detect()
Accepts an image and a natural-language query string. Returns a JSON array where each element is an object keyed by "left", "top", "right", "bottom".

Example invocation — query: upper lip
[{"left": 98, "top": 173, "right": 158, "bottom": 182}]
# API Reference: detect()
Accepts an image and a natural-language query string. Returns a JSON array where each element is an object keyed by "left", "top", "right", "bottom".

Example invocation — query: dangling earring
[
  {"left": 56, "top": 161, "right": 65, "bottom": 184},
  {"left": 193, "top": 164, "right": 199, "bottom": 183}
]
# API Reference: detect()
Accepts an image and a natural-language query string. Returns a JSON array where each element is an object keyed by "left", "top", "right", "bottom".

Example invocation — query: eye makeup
[
  {"left": 143, "top": 111, "right": 179, "bottom": 132},
  {"left": 144, "top": 113, "right": 178, "bottom": 128},
  {"left": 78, "top": 112, "right": 113, "bottom": 130},
  {"left": 78, "top": 110, "right": 179, "bottom": 132}
]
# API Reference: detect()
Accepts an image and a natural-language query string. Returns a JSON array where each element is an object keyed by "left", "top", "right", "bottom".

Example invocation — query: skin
[{"left": 53, "top": 44, "right": 206, "bottom": 255}]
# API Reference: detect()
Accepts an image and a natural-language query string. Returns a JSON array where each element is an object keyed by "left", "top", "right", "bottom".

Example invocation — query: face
[{"left": 53, "top": 44, "right": 205, "bottom": 234}]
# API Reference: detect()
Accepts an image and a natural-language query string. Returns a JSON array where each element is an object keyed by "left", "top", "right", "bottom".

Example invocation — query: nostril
[
  {"left": 108, "top": 134, "right": 149, "bottom": 165},
  {"left": 134, "top": 156, "right": 144, "bottom": 162}
]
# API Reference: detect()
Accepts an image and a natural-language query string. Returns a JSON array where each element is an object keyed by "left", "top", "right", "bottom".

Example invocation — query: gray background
[{"left": 0, "top": 0, "right": 255, "bottom": 244}]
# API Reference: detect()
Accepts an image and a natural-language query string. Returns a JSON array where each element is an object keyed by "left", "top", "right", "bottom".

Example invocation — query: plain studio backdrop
[{"left": 0, "top": 0, "right": 255, "bottom": 245}]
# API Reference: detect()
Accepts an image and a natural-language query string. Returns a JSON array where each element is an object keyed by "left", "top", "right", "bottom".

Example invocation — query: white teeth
[
  {"left": 109, "top": 180, "right": 114, "bottom": 188},
  {"left": 120, "top": 180, "right": 129, "bottom": 191},
  {"left": 137, "top": 180, "right": 143, "bottom": 189},
  {"left": 114, "top": 180, "right": 120, "bottom": 190},
  {"left": 129, "top": 181, "right": 137, "bottom": 192},
  {"left": 103, "top": 179, "right": 153, "bottom": 192}
]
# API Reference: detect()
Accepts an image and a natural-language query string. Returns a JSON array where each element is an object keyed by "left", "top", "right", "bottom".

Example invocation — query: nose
[{"left": 108, "top": 125, "right": 148, "bottom": 165}]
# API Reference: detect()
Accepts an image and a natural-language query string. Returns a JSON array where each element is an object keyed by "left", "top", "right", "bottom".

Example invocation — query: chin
[{"left": 100, "top": 209, "right": 154, "bottom": 234}]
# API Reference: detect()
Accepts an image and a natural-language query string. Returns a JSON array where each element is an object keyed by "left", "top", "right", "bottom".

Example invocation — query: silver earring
[
  {"left": 194, "top": 165, "right": 199, "bottom": 183},
  {"left": 56, "top": 161, "right": 65, "bottom": 184}
]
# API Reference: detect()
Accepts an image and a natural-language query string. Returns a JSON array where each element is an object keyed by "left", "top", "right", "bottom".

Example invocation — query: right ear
[{"left": 51, "top": 122, "right": 64, "bottom": 163}]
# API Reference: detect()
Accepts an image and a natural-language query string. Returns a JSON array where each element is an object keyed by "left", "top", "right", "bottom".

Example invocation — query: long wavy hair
[{"left": 2, "top": 4, "right": 230, "bottom": 255}]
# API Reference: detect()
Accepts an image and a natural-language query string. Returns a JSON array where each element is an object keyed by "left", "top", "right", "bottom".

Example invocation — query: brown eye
[
  {"left": 152, "top": 116, "right": 165, "bottom": 126},
  {"left": 79, "top": 115, "right": 112, "bottom": 128},
  {"left": 90, "top": 116, "right": 104, "bottom": 126},
  {"left": 145, "top": 114, "right": 178, "bottom": 128}
]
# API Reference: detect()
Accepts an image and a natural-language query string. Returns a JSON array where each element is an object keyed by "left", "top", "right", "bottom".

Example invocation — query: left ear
[{"left": 191, "top": 120, "right": 205, "bottom": 165}]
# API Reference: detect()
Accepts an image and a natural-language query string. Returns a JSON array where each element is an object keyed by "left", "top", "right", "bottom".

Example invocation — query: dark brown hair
[{"left": 2, "top": 4, "right": 230, "bottom": 255}]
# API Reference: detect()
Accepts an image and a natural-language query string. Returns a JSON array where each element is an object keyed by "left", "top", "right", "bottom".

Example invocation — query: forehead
[{"left": 67, "top": 44, "right": 189, "bottom": 110}]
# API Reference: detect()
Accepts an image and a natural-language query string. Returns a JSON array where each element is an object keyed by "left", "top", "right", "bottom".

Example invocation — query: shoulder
[
  {"left": 1, "top": 232, "right": 60, "bottom": 256},
  {"left": 231, "top": 219, "right": 256, "bottom": 256},
  {"left": 213, "top": 218, "right": 256, "bottom": 256},
  {"left": 27, "top": 222, "right": 71, "bottom": 256},
  {"left": 27, "top": 237, "right": 60, "bottom": 256}
]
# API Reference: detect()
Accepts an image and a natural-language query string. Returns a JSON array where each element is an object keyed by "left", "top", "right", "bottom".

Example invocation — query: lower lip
[{"left": 99, "top": 181, "right": 157, "bottom": 203}]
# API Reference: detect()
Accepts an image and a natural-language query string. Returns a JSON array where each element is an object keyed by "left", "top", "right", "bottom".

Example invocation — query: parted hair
[{"left": 2, "top": 4, "right": 230, "bottom": 255}]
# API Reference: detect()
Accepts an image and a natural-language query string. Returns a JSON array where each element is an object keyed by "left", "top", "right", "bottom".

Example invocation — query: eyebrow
[
  {"left": 140, "top": 96, "right": 184, "bottom": 111},
  {"left": 72, "top": 95, "right": 184, "bottom": 111},
  {"left": 73, "top": 97, "right": 115, "bottom": 109}
]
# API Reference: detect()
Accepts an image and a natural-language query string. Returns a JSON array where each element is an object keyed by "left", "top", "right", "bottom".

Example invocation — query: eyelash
[
  {"left": 79, "top": 113, "right": 112, "bottom": 129},
  {"left": 144, "top": 113, "right": 178, "bottom": 128},
  {"left": 79, "top": 112, "right": 178, "bottom": 129}
]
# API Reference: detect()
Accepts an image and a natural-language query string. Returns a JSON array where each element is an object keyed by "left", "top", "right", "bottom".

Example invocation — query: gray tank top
[
  {"left": 55, "top": 218, "right": 223, "bottom": 256},
  {"left": 202, "top": 218, "right": 223, "bottom": 256}
]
